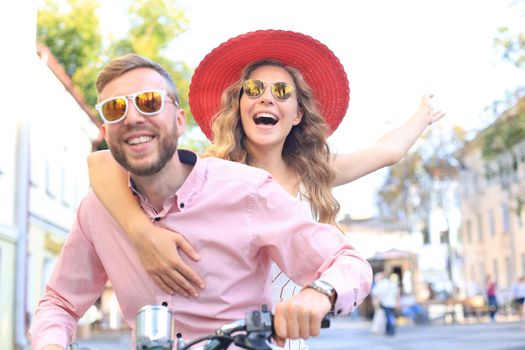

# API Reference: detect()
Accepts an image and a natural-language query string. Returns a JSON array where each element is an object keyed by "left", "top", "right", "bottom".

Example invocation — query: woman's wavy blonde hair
[{"left": 205, "top": 59, "right": 340, "bottom": 225}]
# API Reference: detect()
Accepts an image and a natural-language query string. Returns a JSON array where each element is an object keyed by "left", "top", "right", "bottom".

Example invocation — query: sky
[{"left": 98, "top": 0, "right": 525, "bottom": 219}]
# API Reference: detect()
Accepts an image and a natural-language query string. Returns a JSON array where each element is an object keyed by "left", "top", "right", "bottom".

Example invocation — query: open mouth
[{"left": 253, "top": 112, "right": 279, "bottom": 126}]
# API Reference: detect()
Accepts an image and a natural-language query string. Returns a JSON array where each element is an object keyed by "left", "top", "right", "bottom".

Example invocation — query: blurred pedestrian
[
  {"left": 370, "top": 272, "right": 386, "bottom": 334},
  {"left": 512, "top": 275, "right": 525, "bottom": 321},
  {"left": 373, "top": 272, "right": 400, "bottom": 336},
  {"left": 485, "top": 275, "right": 498, "bottom": 322},
  {"left": 400, "top": 292, "right": 425, "bottom": 325}
]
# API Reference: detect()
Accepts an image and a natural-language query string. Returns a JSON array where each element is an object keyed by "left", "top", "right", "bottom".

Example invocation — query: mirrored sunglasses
[
  {"left": 242, "top": 79, "right": 295, "bottom": 101},
  {"left": 95, "top": 89, "right": 177, "bottom": 124}
]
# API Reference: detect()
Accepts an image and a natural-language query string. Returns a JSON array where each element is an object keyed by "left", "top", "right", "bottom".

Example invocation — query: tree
[
  {"left": 377, "top": 127, "right": 465, "bottom": 229},
  {"left": 37, "top": 0, "right": 103, "bottom": 107},
  {"left": 494, "top": 0, "right": 525, "bottom": 70},
  {"left": 485, "top": 0, "right": 525, "bottom": 160},
  {"left": 377, "top": 127, "right": 465, "bottom": 292},
  {"left": 37, "top": 0, "right": 208, "bottom": 150},
  {"left": 105, "top": 0, "right": 196, "bottom": 130}
]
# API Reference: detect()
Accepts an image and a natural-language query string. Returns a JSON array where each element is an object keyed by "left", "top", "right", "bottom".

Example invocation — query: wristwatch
[{"left": 306, "top": 280, "right": 338, "bottom": 308}]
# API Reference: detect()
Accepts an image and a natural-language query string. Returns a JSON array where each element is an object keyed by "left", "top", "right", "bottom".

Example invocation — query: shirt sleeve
[
  {"left": 29, "top": 197, "right": 109, "bottom": 350},
  {"left": 249, "top": 177, "right": 372, "bottom": 315}
]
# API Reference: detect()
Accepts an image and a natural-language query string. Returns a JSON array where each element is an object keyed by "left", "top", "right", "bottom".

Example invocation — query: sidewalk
[
  {"left": 72, "top": 317, "right": 525, "bottom": 349},
  {"left": 307, "top": 316, "right": 525, "bottom": 350}
]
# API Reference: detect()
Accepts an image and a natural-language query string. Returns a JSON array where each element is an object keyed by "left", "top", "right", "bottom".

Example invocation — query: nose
[
  {"left": 123, "top": 98, "right": 146, "bottom": 126},
  {"left": 258, "top": 86, "right": 275, "bottom": 104}
]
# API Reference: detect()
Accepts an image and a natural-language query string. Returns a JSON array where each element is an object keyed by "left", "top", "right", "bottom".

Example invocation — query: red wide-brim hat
[{"left": 189, "top": 29, "right": 350, "bottom": 140}]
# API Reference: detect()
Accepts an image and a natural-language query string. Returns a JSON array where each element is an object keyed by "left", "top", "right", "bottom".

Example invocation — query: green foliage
[
  {"left": 105, "top": 0, "right": 196, "bottom": 130},
  {"left": 377, "top": 127, "right": 465, "bottom": 225},
  {"left": 37, "top": 0, "right": 208, "bottom": 151},
  {"left": 37, "top": 0, "right": 103, "bottom": 107},
  {"left": 483, "top": 1, "right": 525, "bottom": 164},
  {"left": 495, "top": 26, "right": 525, "bottom": 70},
  {"left": 37, "top": 0, "right": 103, "bottom": 76},
  {"left": 482, "top": 99, "right": 525, "bottom": 160}
]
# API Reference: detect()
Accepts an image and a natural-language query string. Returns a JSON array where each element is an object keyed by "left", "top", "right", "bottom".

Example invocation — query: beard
[{"left": 108, "top": 122, "right": 178, "bottom": 177}]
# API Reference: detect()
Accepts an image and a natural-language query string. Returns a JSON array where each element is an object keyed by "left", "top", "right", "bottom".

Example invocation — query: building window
[
  {"left": 521, "top": 254, "right": 525, "bottom": 277},
  {"left": 477, "top": 213, "right": 484, "bottom": 241},
  {"left": 480, "top": 263, "right": 486, "bottom": 285},
  {"left": 422, "top": 226, "right": 430, "bottom": 245},
  {"left": 45, "top": 153, "right": 62, "bottom": 200},
  {"left": 506, "top": 257, "right": 512, "bottom": 288},
  {"left": 502, "top": 203, "right": 510, "bottom": 233},
  {"left": 489, "top": 209, "right": 496, "bottom": 236},
  {"left": 44, "top": 159, "right": 54, "bottom": 198},
  {"left": 440, "top": 230, "right": 449, "bottom": 244},
  {"left": 493, "top": 259, "right": 499, "bottom": 286},
  {"left": 466, "top": 219, "right": 472, "bottom": 243}
]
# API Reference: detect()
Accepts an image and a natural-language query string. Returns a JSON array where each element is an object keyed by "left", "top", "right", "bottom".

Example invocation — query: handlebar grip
[{"left": 321, "top": 316, "right": 331, "bottom": 328}]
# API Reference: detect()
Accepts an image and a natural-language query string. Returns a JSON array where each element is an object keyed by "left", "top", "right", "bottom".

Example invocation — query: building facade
[
  {"left": 459, "top": 101, "right": 525, "bottom": 304},
  {"left": 0, "top": 89, "right": 20, "bottom": 350},
  {"left": 0, "top": 3, "right": 37, "bottom": 348},
  {"left": 25, "top": 46, "right": 101, "bottom": 330},
  {"left": 0, "top": 23, "right": 100, "bottom": 350}
]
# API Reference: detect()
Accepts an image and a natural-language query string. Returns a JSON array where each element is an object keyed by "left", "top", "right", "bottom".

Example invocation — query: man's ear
[
  {"left": 175, "top": 109, "right": 186, "bottom": 138},
  {"left": 100, "top": 124, "right": 108, "bottom": 141}
]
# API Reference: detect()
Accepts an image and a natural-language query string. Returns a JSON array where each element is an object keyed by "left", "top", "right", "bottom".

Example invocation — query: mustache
[{"left": 118, "top": 125, "right": 158, "bottom": 140}]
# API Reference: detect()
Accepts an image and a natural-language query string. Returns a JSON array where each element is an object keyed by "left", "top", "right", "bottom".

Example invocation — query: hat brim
[{"left": 189, "top": 29, "right": 350, "bottom": 140}]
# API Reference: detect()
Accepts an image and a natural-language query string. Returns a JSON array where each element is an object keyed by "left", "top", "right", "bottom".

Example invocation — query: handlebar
[
  {"left": 177, "top": 304, "right": 331, "bottom": 350},
  {"left": 67, "top": 304, "right": 331, "bottom": 350}
]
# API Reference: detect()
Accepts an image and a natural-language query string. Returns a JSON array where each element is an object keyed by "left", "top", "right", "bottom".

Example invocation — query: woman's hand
[
  {"left": 273, "top": 288, "right": 331, "bottom": 346},
  {"left": 131, "top": 224, "right": 205, "bottom": 297},
  {"left": 419, "top": 93, "right": 445, "bottom": 125}
]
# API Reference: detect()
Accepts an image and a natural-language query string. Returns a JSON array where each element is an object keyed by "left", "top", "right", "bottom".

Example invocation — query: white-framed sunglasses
[{"left": 95, "top": 89, "right": 178, "bottom": 124}]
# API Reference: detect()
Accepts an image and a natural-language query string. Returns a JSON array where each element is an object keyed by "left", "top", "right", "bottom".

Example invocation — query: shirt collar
[{"left": 127, "top": 149, "right": 202, "bottom": 215}]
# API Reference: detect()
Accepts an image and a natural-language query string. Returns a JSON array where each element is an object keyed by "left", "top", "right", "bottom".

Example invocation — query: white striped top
[{"left": 270, "top": 190, "right": 314, "bottom": 350}]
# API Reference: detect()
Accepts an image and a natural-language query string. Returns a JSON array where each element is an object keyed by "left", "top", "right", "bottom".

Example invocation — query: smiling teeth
[
  {"left": 128, "top": 136, "right": 152, "bottom": 145},
  {"left": 255, "top": 113, "right": 278, "bottom": 120}
]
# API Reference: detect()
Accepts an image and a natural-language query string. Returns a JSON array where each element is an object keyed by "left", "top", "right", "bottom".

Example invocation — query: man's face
[{"left": 100, "top": 68, "right": 185, "bottom": 176}]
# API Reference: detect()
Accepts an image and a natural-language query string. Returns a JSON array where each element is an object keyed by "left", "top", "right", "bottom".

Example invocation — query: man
[
  {"left": 372, "top": 272, "right": 400, "bottom": 336},
  {"left": 29, "top": 54, "right": 372, "bottom": 350}
]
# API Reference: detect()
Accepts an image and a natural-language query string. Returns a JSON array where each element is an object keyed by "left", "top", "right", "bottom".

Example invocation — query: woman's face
[{"left": 239, "top": 65, "right": 302, "bottom": 154}]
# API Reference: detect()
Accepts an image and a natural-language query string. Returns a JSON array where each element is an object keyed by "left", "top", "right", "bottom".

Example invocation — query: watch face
[
  {"left": 311, "top": 280, "right": 335, "bottom": 300},
  {"left": 314, "top": 280, "right": 334, "bottom": 292}
]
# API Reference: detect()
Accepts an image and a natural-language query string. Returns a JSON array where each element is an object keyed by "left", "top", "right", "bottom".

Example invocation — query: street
[{"left": 73, "top": 317, "right": 525, "bottom": 350}]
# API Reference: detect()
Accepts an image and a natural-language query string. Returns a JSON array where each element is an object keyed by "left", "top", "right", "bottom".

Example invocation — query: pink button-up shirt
[{"left": 30, "top": 150, "right": 372, "bottom": 350}]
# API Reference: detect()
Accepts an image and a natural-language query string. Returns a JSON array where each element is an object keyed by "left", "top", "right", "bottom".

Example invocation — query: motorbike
[{"left": 69, "top": 304, "right": 330, "bottom": 350}]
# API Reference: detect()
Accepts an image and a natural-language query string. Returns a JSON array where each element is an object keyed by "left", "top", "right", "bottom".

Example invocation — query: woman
[{"left": 88, "top": 30, "right": 444, "bottom": 348}]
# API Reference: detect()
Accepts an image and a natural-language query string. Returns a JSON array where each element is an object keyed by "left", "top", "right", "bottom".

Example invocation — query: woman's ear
[{"left": 293, "top": 109, "right": 303, "bottom": 126}]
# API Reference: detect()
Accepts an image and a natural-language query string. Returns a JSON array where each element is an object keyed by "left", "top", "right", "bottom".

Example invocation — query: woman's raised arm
[{"left": 331, "top": 94, "right": 445, "bottom": 186}]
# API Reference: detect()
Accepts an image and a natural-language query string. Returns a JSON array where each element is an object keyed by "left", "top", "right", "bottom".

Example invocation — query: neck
[
  {"left": 247, "top": 144, "right": 299, "bottom": 196},
  {"left": 131, "top": 152, "right": 191, "bottom": 210}
]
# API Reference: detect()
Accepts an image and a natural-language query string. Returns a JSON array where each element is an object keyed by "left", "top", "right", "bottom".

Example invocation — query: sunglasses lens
[
  {"left": 243, "top": 79, "right": 265, "bottom": 97},
  {"left": 136, "top": 91, "right": 164, "bottom": 114},
  {"left": 101, "top": 98, "right": 127, "bottom": 122},
  {"left": 272, "top": 82, "right": 294, "bottom": 100}
]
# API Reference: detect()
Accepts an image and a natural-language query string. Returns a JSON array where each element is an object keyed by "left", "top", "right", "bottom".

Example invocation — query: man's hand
[
  {"left": 131, "top": 225, "right": 205, "bottom": 297},
  {"left": 273, "top": 287, "right": 332, "bottom": 346},
  {"left": 42, "top": 345, "right": 64, "bottom": 350}
]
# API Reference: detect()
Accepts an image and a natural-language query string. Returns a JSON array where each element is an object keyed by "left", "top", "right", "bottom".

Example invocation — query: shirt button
[
  {"left": 154, "top": 217, "right": 161, "bottom": 222},
  {"left": 180, "top": 203, "right": 185, "bottom": 209}
]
